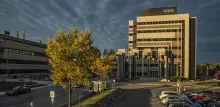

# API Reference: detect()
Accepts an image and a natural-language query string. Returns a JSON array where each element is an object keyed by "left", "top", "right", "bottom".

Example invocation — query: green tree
[
  {"left": 91, "top": 51, "right": 116, "bottom": 81},
  {"left": 196, "top": 64, "right": 203, "bottom": 75},
  {"left": 45, "top": 27, "right": 98, "bottom": 107},
  {"left": 103, "top": 48, "right": 116, "bottom": 56},
  {"left": 214, "top": 63, "right": 220, "bottom": 70}
]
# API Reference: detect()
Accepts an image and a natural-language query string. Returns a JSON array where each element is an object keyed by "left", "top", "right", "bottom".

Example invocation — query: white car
[
  {"left": 159, "top": 91, "right": 180, "bottom": 100},
  {"left": 161, "top": 95, "right": 180, "bottom": 105}
]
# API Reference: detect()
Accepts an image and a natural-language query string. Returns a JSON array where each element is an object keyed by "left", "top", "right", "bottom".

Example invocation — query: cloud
[{"left": 0, "top": 0, "right": 219, "bottom": 63}]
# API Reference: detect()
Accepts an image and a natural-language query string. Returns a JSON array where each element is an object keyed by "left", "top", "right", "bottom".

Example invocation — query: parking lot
[{"left": 115, "top": 83, "right": 220, "bottom": 107}]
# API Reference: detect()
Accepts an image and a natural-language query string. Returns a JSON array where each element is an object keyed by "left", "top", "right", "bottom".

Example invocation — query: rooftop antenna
[
  {"left": 23, "top": 30, "right": 26, "bottom": 39},
  {"left": 16, "top": 31, "right": 19, "bottom": 38}
]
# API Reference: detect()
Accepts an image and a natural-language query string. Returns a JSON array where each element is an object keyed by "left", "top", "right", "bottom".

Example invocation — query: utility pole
[
  {"left": 206, "top": 66, "right": 209, "bottom": 83},
  {"left": 129, "top": 55, "right": 131, "bottom": 79},
  {"left": 7, "top": 60, "right": 8, "bottom": 78},
  {"left": 179, "top": 64, "right": 181, "bottom": 81},
  {"left": 23, "top": 30, "right": 26, "bottom": 39}
]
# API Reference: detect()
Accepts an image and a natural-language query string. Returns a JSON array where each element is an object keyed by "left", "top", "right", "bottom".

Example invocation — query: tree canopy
[
  {"left": 45, "top": 27, "right": 99, "bottom": 88},
  {"left": 91, "top": 50, "right": 116, "bottom": 81}
]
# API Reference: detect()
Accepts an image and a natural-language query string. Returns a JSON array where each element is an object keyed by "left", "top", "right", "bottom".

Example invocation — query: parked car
[
  {"left": 207, "top": 102, "right": 220, "bottom": 107},
  {"left": 6, "top": 86, "right": 31, "bottom": 96},
  {"left": 168, "top": 98, "right": 201, "bottom": 107},
  {"left": 161, "top": 95, "right": 180, "bottom": 105},
  {"left": 195, "top": 97, "right": 211, "bottom": 107},
  {"left": 181, "top": 92, "right": 193, "bottom": 99},
  {"left": 192, "top": 90, "right": 217, "bottom": 98},
  {"left": 168, "top": 102, "right": 192, "bottom": 107},
  {"left": 19, "top": 78, "right": 24, "bottom": 81},
  {"left": 74, "top": 84, "right": 85, "bottom": 88},
  {"left": 160, "top": 91, "right": 180, "bottom": 100}
]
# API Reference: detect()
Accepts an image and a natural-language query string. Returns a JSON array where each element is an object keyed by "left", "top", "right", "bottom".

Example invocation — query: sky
[{"left": 0, "top": 0, "right": 220, "bottom": 64}]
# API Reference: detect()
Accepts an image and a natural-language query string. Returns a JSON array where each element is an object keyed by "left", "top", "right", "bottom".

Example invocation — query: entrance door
[{"left": 150, "top": 71, "right": 158, "bottom": 78}]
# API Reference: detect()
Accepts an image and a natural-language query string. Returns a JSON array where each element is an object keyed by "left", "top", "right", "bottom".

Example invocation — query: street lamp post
[
  {"left": 206, "top": 66, "right": 209, "bottom": 83},
  {"left": 179, "top": 64, "right": 181, "bottom": 81},
  {"left": 129, "top": 54, "right": 131, "bottom": 80}
]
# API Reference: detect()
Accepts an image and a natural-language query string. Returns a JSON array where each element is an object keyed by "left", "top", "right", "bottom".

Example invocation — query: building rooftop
[
  {"left": 0, "top": 33, "right": 46, "bottom": 48},
  {"left": 140, "top": 7, "right": 177, "bottom": 16}
]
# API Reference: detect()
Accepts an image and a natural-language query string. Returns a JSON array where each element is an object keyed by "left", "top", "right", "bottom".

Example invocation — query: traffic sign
[
  {"left": 50, "top": 91, "right": 55, "bottom": 106},
  {"left": 50, "top": 91, "right": 55, "bottom": 98},
  {"left": 30, "top": 102, "right": 33, "bottom": 107}
]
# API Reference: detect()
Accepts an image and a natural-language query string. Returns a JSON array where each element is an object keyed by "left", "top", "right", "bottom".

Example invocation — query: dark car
[
  {"left": 6, "top": 86, "right": 31, "bottom": 96},
  {"left": 167, "top": 98, "right": 201, "bottom": 107},
  {"left": 73, "top": 84, "right": 85, "bottom": 88},
  {"left": 207, "top": 102, "right": 220, "bottom": 107},
  {"left": 168, "top": 102, "right": 192, "bottom": 107}
]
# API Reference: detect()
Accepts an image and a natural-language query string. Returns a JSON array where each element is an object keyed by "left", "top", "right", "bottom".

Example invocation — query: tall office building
[{"left": 127, "top": 7, "right": 197, "bottom": 79}]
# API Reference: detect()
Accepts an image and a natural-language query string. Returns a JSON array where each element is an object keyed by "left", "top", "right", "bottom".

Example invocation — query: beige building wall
[{"left": 128, "top": 13, "right": 195, "bottom": 78}]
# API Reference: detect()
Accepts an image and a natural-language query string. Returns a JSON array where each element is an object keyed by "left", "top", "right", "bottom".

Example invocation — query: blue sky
[{"left": 0, "top": 0, "right": 220, "bottom": 64}]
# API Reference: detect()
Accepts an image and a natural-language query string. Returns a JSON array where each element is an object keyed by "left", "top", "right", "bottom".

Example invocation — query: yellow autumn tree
[
  {"left": 45, "top": 27, "right": 99, "bottom": 107},
  {"left": 91, "top": 50, "right": 116, "bottom": 81}
]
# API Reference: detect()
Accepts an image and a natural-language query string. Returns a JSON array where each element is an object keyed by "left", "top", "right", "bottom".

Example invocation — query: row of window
[
  {"left": 136, "top": 38, "right": 184, "bottom": 42},
  {"left": 0, "top": 48, "right": 47, "bottom": 57},
  {"left": 137, "top": 29, "right": 184, "bottom": 33},
  {"left": 137, "top": 47, "right": 183, "bottom": 50},
  {"left": 134, "top": 52, "right": 183, "bottom": 58},
  {"left": 136, "top": 20, "right": 185, "bottom": 25},
  {"left": 0, "top": 69, "right": 49, "bottom": 74},
  {"left": 0, "top": 59, "right": 48, "bottom": 65},
  {"left": 136, "top": 64, "right": 159, "bottom": 67}
]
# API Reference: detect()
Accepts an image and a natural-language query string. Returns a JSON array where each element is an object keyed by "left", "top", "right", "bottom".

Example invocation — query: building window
[
  {"left": 137, "top": 64, "right": 142, "bottom": 67},
  {"left": 150, "top": 64, "right": 158, "bottom": 67}
]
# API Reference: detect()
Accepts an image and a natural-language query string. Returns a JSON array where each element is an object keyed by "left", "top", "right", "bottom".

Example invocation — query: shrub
[
  {"left": 170, "top": 76, "right": 188, "bottom": 82},
  {"left": 214, "top": 71, "right": 220, "bottom": 80}
]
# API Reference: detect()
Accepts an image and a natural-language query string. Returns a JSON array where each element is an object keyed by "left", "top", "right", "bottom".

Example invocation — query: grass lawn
[
  {"left": 0, "top": 81, "right": 38, "bottom": 92},
  {"left": 73, "top": 87, "right": 117, "bottom": 107},
  {"left": 195, "top": 82, "right": 220, "bottom": 86}
]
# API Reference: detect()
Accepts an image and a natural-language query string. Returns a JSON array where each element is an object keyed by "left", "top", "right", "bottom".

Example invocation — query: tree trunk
[{"left": 68, "top": 81, "right": 72, "bottom": 107}]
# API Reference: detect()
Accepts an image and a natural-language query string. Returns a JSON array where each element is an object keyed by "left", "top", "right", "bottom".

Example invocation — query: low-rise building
[{"left": 0, "top": 32, "right": 49, "bottom": 78}]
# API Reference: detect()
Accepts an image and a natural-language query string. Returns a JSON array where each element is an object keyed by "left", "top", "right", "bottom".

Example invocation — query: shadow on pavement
[{"left": 113, "top": 88, "right": 153, "bottom": 107}]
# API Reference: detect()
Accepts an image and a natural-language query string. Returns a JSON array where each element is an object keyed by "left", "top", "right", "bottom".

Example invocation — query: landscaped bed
[
  {"left": 73, "top": 88, "right": 117, "bottom": 107},
  {"left": 196, "top": 82, "right": 220, "bottom": 86}
]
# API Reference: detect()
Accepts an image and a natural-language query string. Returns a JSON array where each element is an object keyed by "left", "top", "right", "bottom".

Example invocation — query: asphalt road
[
  {"left": 0, "top": 85, "right": 89, "bottom": 107},
  {"left": 112, "top": 85, "right": 168, "bottom": 107}
]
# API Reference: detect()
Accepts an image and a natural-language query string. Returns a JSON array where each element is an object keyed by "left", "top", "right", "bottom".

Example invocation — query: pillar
[{"left": 142, "top": 58, "right": 144, "bottom": 77}]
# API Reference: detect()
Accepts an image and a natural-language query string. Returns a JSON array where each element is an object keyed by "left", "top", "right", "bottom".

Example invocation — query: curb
[
  {"left": 31, "top": 85, "right": 56, "bottom": 90},
  {"left": 110, "top": 90, "right": 125, "bottom": 107}
]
